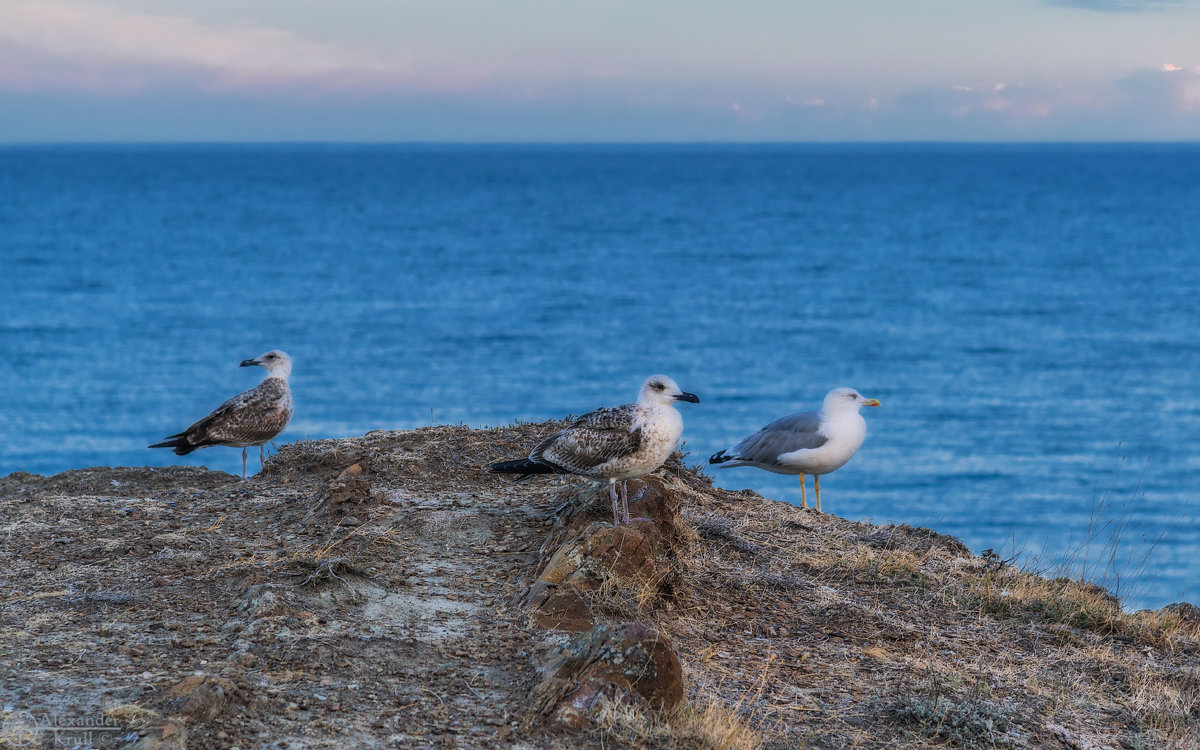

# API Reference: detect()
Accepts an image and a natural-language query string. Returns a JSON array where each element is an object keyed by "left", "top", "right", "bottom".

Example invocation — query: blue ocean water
[{"left": 1, "top": 144, "right": 1197, "bottom": 610}]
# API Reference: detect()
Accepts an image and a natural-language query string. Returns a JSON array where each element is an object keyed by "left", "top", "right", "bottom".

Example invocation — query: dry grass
[
  {"left": 103, "top": 703, "right": 160, "bottom": 730},
  {"left": 589, "top": 696, "right": 762, "bottom": 750},
  {"left": 585, "top": 566, "right": 672, "bottom": 624},
  {"left": 640, "top": 465, "right": 1200, "bottom": 749},
  {"left": 954, "top": 557, "right": 1200, "bottom": 652},
  {"left": 0, "top": 711, "right": 39, "bottom": 750},
  {"left": 4, "top": 423, "right": 1198, "bottom": 749},
  {"left": 1124, "top": 666, "right": 1200, "bottom": 741}
]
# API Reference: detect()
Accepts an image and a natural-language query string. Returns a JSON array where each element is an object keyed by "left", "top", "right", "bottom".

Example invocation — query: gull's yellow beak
[{"left": 862, "top": 398, "right": 881, "bottom": 407}]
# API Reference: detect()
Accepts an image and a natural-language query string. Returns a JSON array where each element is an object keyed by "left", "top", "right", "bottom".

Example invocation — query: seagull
[
  {"left": 490, "top": 375, "right": 700, "bottom": 526},
  {"left": 709, "top": 387, "right": 880, "bottom": 512},
  {"left": 150, "top": 350, "right": 294, "bottom": 479}
]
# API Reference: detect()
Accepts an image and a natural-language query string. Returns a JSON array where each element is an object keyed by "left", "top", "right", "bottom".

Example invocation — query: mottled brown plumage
[
  {"left": 490, "top": 375, "right": 700, "bottom": 525},
  {"left": 159, "top": 378, "right": 292, "bottom": 452},
  {"left": 151, "top": 350, "right": 293, "bottom": 479},
  {"left": 531, "top": 406, "right": 645, "bottom": 477}
]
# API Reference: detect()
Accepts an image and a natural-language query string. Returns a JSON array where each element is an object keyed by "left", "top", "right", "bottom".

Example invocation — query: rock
[
  {"left": 537, "top": 523, "right": 667, "bottom": 593},
  {"left": 1048, "top": 723, "right": 1108, "bottom": 750},
  {"left": 121, "top": 719, "right": 186, "bottom": 750},
  {"left": 156, "top": 675, "right": 241, "bottom": 723},
  {"left": 554, "top": 477, "right": 682, "bottom": 539},
  {"left": 621, "top": 477, "right": 681, "bottom": 539},
  {"left": 521, "top": 581, "right": 594, "bottom": 632},
  {"left": 1161, "top": 601, "right": 1200, "bottom": 627},
  {"left": 527, "top": 622, "right": 684, "bottom": 728},
  {"left": 523, "top": 479, "right": 682, "bottom": 632},
  {"left": 314, "top": 476, "right": 372, "bottom": 517}
]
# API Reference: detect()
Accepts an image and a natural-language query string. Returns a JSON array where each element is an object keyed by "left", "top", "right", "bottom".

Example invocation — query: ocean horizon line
[{"left": 2, "top": 140, "right": 1199, "bottom": 151}]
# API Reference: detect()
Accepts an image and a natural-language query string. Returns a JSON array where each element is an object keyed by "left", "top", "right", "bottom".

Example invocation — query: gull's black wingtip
[
  {"left": 149, "top": 435, "right": 196, "bottom": 456},
  {"left": 488, "top": 458, "right": 558, "bottom": 481}
]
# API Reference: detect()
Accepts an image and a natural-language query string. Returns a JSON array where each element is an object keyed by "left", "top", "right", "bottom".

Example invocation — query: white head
[
  {"left": 240, "top": 350, "right": 292, "bottom": 379},
  {"left": 637, "top": 375, "right": 700, "bottom": 407},
  {"left": 822, "top": 387, "right": 881, "bottom": 414}
]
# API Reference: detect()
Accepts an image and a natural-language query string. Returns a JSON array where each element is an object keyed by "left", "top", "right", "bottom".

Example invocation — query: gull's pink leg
[
  {"left": 609, "top": 480, "right": 621, "bottom": 526},
  {"left": 260, "top": 444, "right": 266, "bottom": 469},
  {"left": 241, "top": 447, "right": 248, "bottom": 480}
]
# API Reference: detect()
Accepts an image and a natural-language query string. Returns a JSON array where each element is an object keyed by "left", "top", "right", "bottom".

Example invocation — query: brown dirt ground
[{"left": 1, "top": 423, "right": 1198, "bottom": 749}]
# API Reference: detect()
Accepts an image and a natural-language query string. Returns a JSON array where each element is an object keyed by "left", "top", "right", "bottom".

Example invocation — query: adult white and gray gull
[
  {"left": 150, "top": 350, "right": 294, "bottom": 479},
  {"left": 709, "top": 387, "right": 880, "bottom": 512},
  {"left": 490, "top": 375, "right": 700, "bottom": 526}
]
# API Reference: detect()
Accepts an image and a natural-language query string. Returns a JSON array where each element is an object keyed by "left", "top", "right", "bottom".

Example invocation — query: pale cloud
[
  {"left": 0, "top": 0, "right": 476, "bottom": 94},
  {"left": 925, "top": 83, "right": 1056, "bottom": 120},
  {"left": 730, "top": 101, "right": 763, "bottom": 122},
  {"left": 784, "top": 95, "right": 825, "bottom": 107},
  {"left": 1115, "top": 64, "right": 1200, "bottom": 113},
  {"left": 875, "top": 66, "right": 1199, "bottom": 137},
  {"left": 0, "top": 1, "right": 1197, "bottom": 141}
]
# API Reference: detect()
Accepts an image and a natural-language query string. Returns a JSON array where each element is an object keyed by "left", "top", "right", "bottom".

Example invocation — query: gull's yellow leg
[
  {"left": 799, "top": 472, "right": 807, "bottom": 509},
  {"left": 815, "top": 475, "right": 822, "bottom": 513}
]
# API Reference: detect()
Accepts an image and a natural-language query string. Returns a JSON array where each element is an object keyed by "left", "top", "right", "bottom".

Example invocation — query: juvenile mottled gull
[
  {"left": 709, "top": 387, "right": 879, "bottom": 512},
  {"left": 490, "top": 375, "right": 700, "bottom": 526},
  {"left": 150, "top": 350, "right": 294, "bottom": 479}
]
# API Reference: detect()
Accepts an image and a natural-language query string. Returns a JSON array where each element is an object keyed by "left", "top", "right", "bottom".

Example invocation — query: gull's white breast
[
  {"left": 603, "top": 404, "right": 683, "bottom": 480},
  {"left": 777, "top": 411, "right": 866, "bottom": 476}
]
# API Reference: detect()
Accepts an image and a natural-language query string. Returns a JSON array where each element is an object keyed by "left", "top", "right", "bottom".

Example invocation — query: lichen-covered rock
[
  {"left": 314, "top": 474, "right": 372, "bottom": 517},
  {"left": 537, "top": 523, "right": 666, "bottom": 593},
  {"left": 526, "top": 622, "right": 684, "bottom": 728},
  {"left": 524, "top": 478, "right": 683, "bottom": 631},
  {"left": 121, "top": 719, "right": 186, "bottom": 750},
  {"left": 621, "top": 477, "right": 682, "bottom": 539},
  {"left": 1161, "top": 601, "right": 1200, "bottom": 627},
  {"left": 156, "top": 675, "right": 241, "bottom": 723},
  {"left": 521, "top": 580, "right": 595, "bottom": 632},
  {"left": 554, "top": 477, "right": 682, "bottom": 538}
]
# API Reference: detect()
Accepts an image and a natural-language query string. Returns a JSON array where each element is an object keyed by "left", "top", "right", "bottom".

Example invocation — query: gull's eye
[
  {"left": 267, "top": 354, "right": 277, "bottom": 359},
  {"left": 652, "top": 382, "right": 665, "bottom": 391}
]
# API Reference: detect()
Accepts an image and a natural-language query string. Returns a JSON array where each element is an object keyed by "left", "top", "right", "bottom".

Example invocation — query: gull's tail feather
[
  {"left": 709, "top": 449, "right": 737, "bottom": 467},
  {"left": 488, "top": 458, "right": 556, "bottom": 480},
  {"left": 149, "top": 434, "right": 196, "bottom": 456}
]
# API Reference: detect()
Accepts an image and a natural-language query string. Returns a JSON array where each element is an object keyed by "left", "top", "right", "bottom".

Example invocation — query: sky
[{"left": 1, "top": 0, "right": 1199, "bottom": 141}]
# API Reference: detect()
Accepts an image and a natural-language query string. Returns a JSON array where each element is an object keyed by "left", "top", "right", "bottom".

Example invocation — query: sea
[{"left": 1, "top": 143, "right": 1197, "bottom": 611}]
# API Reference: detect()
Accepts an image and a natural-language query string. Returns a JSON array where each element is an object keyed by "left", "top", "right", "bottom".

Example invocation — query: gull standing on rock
[
  {"left": 150, "top": 350, "right": 294, "bottom": 480},
  {"left": 490, "top": 375, "right": 700, "bottom": 526},
  {"left": 709, "top": 387, "right": 880, "bottom": 512}
]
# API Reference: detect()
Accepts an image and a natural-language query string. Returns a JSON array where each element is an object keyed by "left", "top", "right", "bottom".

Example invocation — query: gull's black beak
[
  {"left": 675, "top": 391, "right": 700, "bottom": 404},
  {"left": 240, "top": 358, "right": 260, "bottom": 367}
]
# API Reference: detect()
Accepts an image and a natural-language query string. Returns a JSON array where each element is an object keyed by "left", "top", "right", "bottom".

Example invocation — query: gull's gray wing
[
  {"left": 724, "top": 411, "right": 826, "bottom": 466},
  {"left": 532, "top": 404, "right": 642, "bottom": 476}
]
